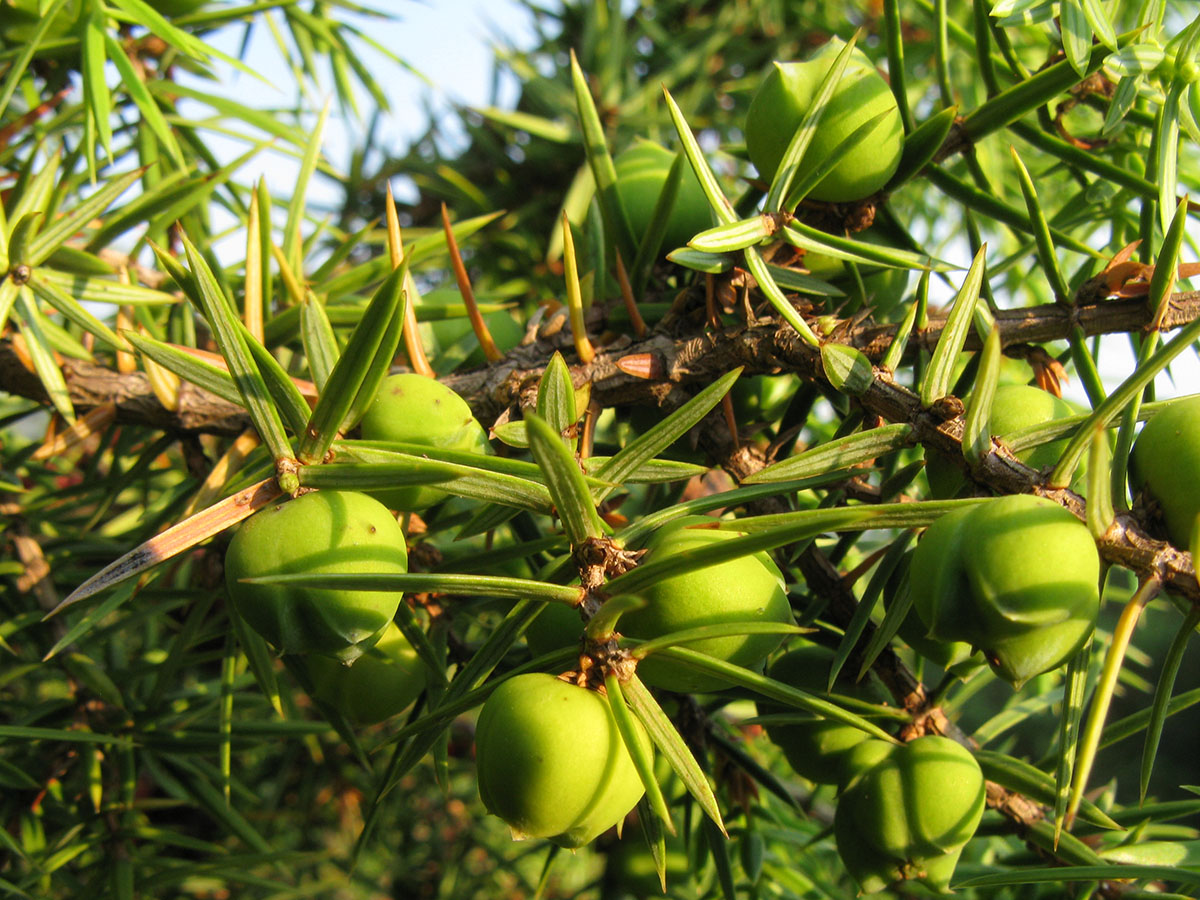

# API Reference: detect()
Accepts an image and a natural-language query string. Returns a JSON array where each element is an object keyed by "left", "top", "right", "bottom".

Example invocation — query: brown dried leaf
[
  {"left": 30, "top": 401, "right": 116, "bottom": 462},
  {"left": 13, "top": 529, "right": 56, "bottom": 611},
  {"left": 182, "top": 428, "right": 260, "bottom": 518},
  {"left": 49, "top": 476, "right": 282, "bottom": 616}
]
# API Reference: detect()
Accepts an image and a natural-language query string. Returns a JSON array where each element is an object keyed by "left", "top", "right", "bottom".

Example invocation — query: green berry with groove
[
  {"left": 618, "top": 516, "right": 795, "bottom": 693},
  {"left": 474, "top": 672, "right": 650, "bottom": 848},
  {"left": 359, "top": 373, "right": 492, "bottom": 512},
  {"left": 224, "top": 490, "right": 409, "bottom": 664},
  {"left": 1130, "top": 393, "right": 1200, "bottom": 550},
  {"left": 745, "top": 38, "right": 903, "bottom": 203},
  {"left": 909, "top": 495, "right": 1100, "bottom": 687}
]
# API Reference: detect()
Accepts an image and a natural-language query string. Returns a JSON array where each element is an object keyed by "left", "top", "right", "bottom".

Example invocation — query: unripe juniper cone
[
  {"left": 925, "top": 383, "right": 1086, "bottom": 498},
  {"left": 800, "top": 227, "right": 913, "bottom": 319},
  {"left": 20, "top": 3, "right": 1200, "bottom": 895},
  {"left": 359, "top": 373, "right": 492, "bottom": 511},
  {"left": 613, "top": 138, "right": 713, "bottom": 250},
  {"left": 834, "top": 735, "right": 985, "bottom": 893},
  {"left": 474, "top": 673, "right": 650, "bottom": 848},
  {"left": 910, "top": 495, "right": 1100, "bottom": 687},
  {"left": 300, "top": 621, "right": 426, "bottom": 725},
  {"left": 761, "top": 640, "right": 891, "bottom": 785},
  {"left": 617, "top": 516, "right": 795, "bottom": 693},
  {"left": 745, "top": 38, "right": 904, "bottom": 203},
  {"left": 224, "top": 490, "right": 409, "bottom": 663},
  {"left": 1130, "top": 393, "right": 1200, "bottom": 551}
]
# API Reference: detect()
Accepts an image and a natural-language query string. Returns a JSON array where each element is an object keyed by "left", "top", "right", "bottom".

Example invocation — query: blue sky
[
  {"left": 362, "top": 1, "right": 536, "bottom": 143},
  {"left": 192, "top": 0, "right": 538, "bottom": 206},
  {"left": 167, "top": 0, "right": 542, "bottom": 272},
  {"left": 182, "top": 1, "right": 1197, "bottom": 401}
]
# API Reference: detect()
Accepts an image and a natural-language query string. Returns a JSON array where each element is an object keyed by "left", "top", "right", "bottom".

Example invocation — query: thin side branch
[{"left": 2, "top": 287, "right": 1197, "bottom": 599}]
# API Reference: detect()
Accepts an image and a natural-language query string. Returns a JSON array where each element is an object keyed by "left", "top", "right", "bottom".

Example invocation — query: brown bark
[{"left": 3, "top": 286, "right": 1197, "bottom": 603}]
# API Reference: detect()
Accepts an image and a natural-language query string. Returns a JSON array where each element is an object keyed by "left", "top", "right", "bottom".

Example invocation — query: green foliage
[{"left": 3, "top": 0, "right": 1200, "bottom": 898}]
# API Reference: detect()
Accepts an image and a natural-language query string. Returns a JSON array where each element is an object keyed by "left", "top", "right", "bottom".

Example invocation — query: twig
[{"left": 2, "top": 288, "right": 1197, "bottom": 600}]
